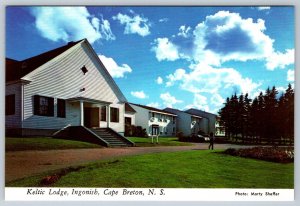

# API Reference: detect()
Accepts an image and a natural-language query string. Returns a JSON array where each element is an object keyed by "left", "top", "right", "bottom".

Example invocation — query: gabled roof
[
  {"left": 130, "top": 103, "right": 177, "bottom": 116},
  {"left": 6, "top": 39, "right": 83, "bottom": 82},
  {"left": 164, "top": 107, "right": 203, "bottom": 119},
  {"left": 125, "top": 103, "right": 136, "bottom": 113},
  {"left": 185, "top": 108, "right": 217, "bottom": 117},
  {"left": 163, "top": 107, "right": 182, "bottom": 113},
  {"left": 6, "top": 38, "right": 128, "bottom": 103}
]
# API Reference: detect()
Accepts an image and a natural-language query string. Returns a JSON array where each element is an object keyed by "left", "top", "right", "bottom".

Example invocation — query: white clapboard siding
[
  {"left": 5, "top": 83, "right": 21, "bottom": 128},
  {"left": 129, "top": 104, "right": 149, "bottom": 133},
  {"left": 21, "top": 40, "right": 126, "bottom": 131},
  {"left": 180, "top": 114, "right": 193, "bottom": 136},
  {"left": 129, "top": 104, "right": 175, "bottom": 136},
  {"left": 169, "top": 110, "right": 192, "bottom": 136}
]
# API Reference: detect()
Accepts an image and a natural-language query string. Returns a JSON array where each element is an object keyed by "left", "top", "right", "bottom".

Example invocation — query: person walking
[{"left": 208, "top": 132, "right": 214, "bottom": 150}]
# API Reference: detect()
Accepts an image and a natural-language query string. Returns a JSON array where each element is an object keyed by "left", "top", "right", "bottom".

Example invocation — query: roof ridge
[
  {"left": 6, "top": 39, "right": 85, "bottom": 82},
  {"left": 129, "top": 103, "right": 177, "bottom": 116},
  {"left": 21, "top": 39, "right": 84, "bottom": 62}
]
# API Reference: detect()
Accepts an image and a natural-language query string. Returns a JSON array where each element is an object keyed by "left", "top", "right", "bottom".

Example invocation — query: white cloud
[
  {"left": 166, "top": 63, "right": 261, "bottom": 98},
  {"left": 98, "top": 54, "right": 132, "bottom": 78},
  {"left": 155, "top": 11, "right": 293, "bottom": 70},
  {"left": 193, "top": 94, "right": 209, "bottom": 111},
  {"left": 151, "top": 38, "right": 180, "bottom": 61},
  {"left": 287, "top": 69, "right": 294, "bottom": 82},
  {"left": 166, "top": 68, "right": 186, "bottom": 87},
  {"left": 112, "top": 12, "right": 150, "bottom": 36},
  {"left": 276, "top": 86, "right": 286, "bottom": 95},
  {"left": 156, "top": 76, "right": 163, "bottom": 84},
  {"left": 258, "top": 7, "right": 271, "bottom": 10},
  {"left": 185, "top": 93, "right": 210, "bottom": 112},
  {"left": 147, "top": 102, "right": 161, "bottom": 108},
  {"left": 160, "top": 92, "right": 183, "bottom": 108},
  {"left": 30, "top": 7, "right": 115, "bottom": 43},
  {"left": 210, "top": 93, "right": 225, "bottom": 107},
  {"left": 131, "top": 91, "right": 148, "bottom": 99},
  {"left": 266, "top": 49, "right": 294, "bottom": 70},
  {"left": 192, "top": 11, "right": 274, "bottom": 66},
  {"left": 178, "top": 25, "right": 192, "bottom": 38},
  {"left": 159, "top": 18, "right": 168, "bottom": 23}
]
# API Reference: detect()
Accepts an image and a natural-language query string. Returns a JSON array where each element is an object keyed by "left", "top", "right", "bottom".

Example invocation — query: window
[
  {"left": 57, "top": 99, "right": 66, "bottom": 118},
  {"left": 173, "top": 116, "right": 176, "bottom": 124},
  {"left": 81, "top": 66, "right": 88, "bottom": 75},
  {"left": 110, "top": 107, "right": 119, "bottom": 122},
  {"left": 125, "top": 117, "right": 132, "bottom": 125},
  {"left": 6, "top": 94, "right": 15, "bottom": 115},
  {"left": 101, "top": 106, "right": 106, "bottom": 121},
  {"left": 34, "top": 95, "right": 54, "bottom": 116}
]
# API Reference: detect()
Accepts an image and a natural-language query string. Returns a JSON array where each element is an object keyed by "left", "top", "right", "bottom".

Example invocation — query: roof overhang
[
  {"left": 67, "top": 97, "right": 112, "bottom": 105},
  {"left": 191, "top": 114, "right": 203, "bottom": 119},
  {"left": 149, "top": 110, "right": 177, "bottom": 117},
  {"left": 6, "top": 79, "right": 31, "bottom": 85}
]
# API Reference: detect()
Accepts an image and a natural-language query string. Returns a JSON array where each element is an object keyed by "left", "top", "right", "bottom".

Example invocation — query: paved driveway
[{"left": 5, "top": 143, "right": 251, "bottom": 183}]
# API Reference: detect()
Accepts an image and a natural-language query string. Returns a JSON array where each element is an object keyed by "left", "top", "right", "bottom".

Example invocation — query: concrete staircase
[
  {"left": 90, "top": 128, "right": 134, "bottom": 147},
  {"left": 53, "top": 126, "right": 134, "bottom": 147}
]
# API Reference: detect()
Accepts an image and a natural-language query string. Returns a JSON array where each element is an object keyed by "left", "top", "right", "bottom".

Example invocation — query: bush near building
[{"left": 125, "top": 125, "right": 147, "bottom": 137}]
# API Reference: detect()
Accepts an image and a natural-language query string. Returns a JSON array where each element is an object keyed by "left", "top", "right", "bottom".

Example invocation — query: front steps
[
  {"left": 90, "top": 128, "right": 134, "bottom": 147},
  {"left": 53, "top": 126, "right": 134, "bottom": 147}
]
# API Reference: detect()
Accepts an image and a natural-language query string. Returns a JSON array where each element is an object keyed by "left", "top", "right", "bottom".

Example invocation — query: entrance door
[
  {"left": 84, "top": 107, "right": 99, "bottom": 128},
  {"left": 151, "top": 125, "right": 159, "bottom": 135}
]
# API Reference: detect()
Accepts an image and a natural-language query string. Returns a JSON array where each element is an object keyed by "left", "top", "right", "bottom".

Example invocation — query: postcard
[{"left": 4, "top": 5, "right": 294, "bottom": 202}]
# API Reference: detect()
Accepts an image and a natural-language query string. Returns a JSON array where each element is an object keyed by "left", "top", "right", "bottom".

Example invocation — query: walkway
[{"left": 5, "top": 143, "right": 250, "bottom": 183}]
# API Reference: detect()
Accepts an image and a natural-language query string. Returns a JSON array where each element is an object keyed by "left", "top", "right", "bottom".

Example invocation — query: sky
[{"left": 6, "top": 6, "right": 294, "bottom": 114}]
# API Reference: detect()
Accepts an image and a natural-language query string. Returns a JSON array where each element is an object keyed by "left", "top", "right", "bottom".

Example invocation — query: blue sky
[{"left": 6, "top": 6, "right": 294, "bottom": 114}]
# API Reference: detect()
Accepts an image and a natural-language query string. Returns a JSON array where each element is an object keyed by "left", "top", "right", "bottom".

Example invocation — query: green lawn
[
  {"left": 7, "top": 150, "right": 294, "bottom": 188},
  {"left": 127, "top": 137, "right": 192, "bottom": 147},
  {"left": 6, "top": 137, "right": 102, "bottom": 152}
]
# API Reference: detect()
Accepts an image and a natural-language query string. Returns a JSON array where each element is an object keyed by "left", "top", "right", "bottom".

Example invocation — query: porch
[{"left": 67, "top": 97, "right": 111, "bottom": 128}]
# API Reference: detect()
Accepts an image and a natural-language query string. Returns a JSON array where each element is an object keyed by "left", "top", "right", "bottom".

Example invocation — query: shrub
[
  {"left": 125, "top": 125, "right": 147, "bottom": 137},
  {"left": 224, "top": 147, "right": 294, "bottom": 163}
]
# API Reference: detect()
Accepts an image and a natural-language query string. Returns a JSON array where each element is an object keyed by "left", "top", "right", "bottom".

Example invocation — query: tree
[
  {"left": 237, "top": 93, "right": 246, "bottom": 142},
  {"left": 218, "top": 83, "right": 294, "bottom": 146},
  {"left": 244, "top": 93, "right": 252, "bottom": 140},
  {"left": 284, "top": 84, "right": 294, "bottom": 143}
]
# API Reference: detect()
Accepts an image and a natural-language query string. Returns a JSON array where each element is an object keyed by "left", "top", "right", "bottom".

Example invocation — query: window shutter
[
  {"left": 49, "top": 97, "right": 54, "bottom": 116},
  {"left": 34, "top": 95, "right": 40, "bottom": 115},
  {"left": 117, "top": 108, "right": 119, "bottom": 122}
]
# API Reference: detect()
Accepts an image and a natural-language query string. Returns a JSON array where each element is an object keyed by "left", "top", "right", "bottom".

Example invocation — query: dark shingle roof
[
  {"left": 185, "top": 108, "right": 217, "bottom": 117},
  {"left": 125, "top": 103, "right": 136, "bottom": 113},
  {"left": 130, "top": 103, "right": 177, "bottom": 116},
  {"left": 164, "top": 107, "right": 203, "bottom": 119},
  {"left": 163, "top": 107, "right": 181, "bottom": 113},
  {"left": 6, "top": 39, "right": 83, "bottom": 82}
]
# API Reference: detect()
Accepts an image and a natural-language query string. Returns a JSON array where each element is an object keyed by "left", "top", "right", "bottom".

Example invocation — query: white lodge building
[
  {"left": 5, "top": 39, "right": 134, "bottom": 147},
  {"left": 129, "top": 103, "right": 177, "bottom": 136}
]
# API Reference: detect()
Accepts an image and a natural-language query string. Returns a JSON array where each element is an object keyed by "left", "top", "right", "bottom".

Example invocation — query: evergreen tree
[
  {"left": 218, "top": 83, "right": 294, "bottom": 146},
  {"left": 244, "top": 93, "right": 252, "bottom": 140},
  {"left": 238, "top": 94, "right": 246, "bottom": 142},
  {"left": 284, "top": 84, "right": 294, "bottom": 143}
]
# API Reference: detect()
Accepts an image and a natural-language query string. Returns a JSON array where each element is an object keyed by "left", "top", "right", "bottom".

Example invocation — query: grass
[
  {"left": 7, "top": 150, "right": 294, "bottom": 188},
  {"left": 5, "top": 137, "right": 102, "bottom": 152},
  {"left": 127, "top": 137, "right": 192, "bottom": 147}
]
